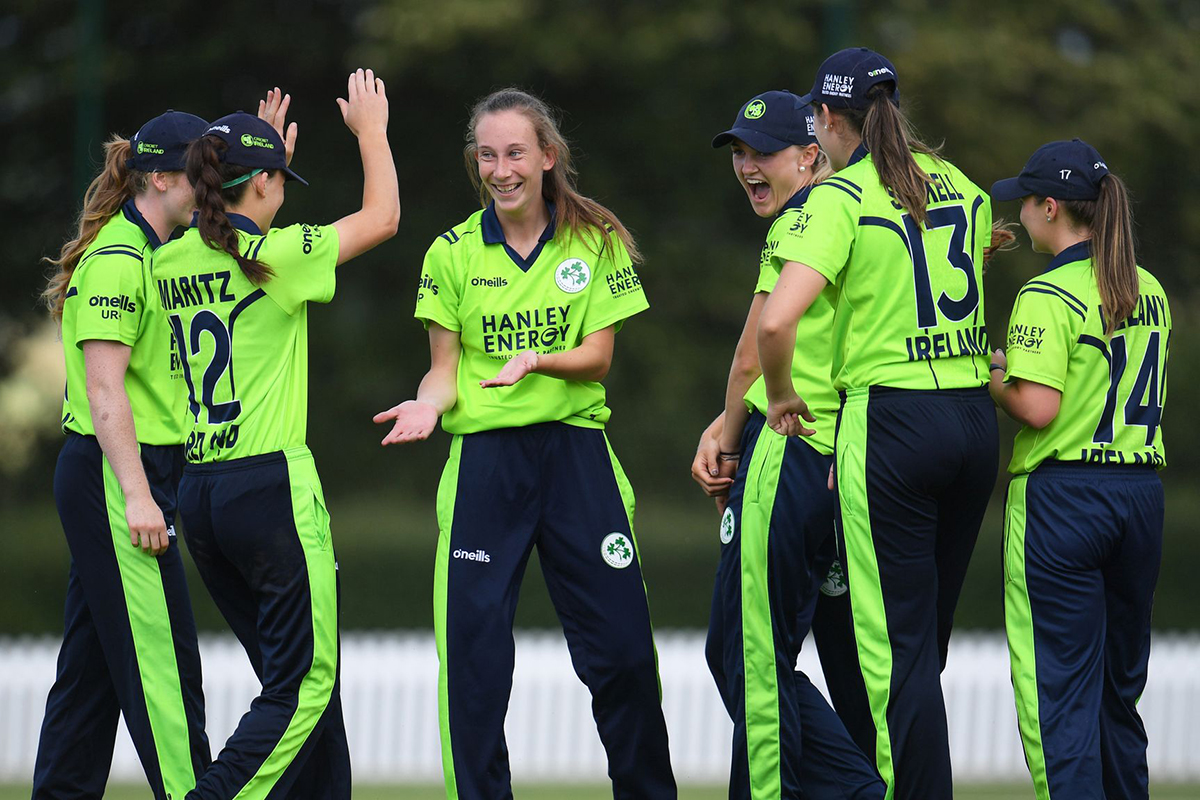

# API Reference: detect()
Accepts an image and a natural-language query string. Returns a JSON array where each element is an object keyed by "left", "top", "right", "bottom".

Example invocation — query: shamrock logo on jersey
[
  {"left": 555, "top": 258, "right": 591, "bottom": 293},
  {"left": 600, "top": 532, "right": 633, "bottom": 569},
  {"left": 820, "top": 559, "right": 848, "bottom": 597},
  {"left": 720, "top": 507, "right": 735, "bottom": 544}
]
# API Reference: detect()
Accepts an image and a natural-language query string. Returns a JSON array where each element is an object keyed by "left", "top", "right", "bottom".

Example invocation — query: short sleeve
[
  {"left": 414, "top": 236, "right": 462, "bottom": 332},
  {"left": 756, "top": 214, "right": 796, "bottom": 294},
  {"left": 581, "top": 231, "right": 648, "bottom": 337},
  {"left": 1004, "top": 282, "right": 1080, "bottom": 391},
  {"left": 257, "top": 223, "right": 340, "bottom": 316},
  {"left": 772, "top": 181, "right": 858, "bottom": 284},
  {"left": 71, "top": 250, "right": 146, "bottom": 348}
]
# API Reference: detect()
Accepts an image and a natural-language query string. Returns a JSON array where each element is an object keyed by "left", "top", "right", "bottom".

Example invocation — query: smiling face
[
  {"left": 730, "top": 140, "right": 814, "bottom": 217},
  {"left": 474, "top": 109, "right": 555, "bottom": 219}
]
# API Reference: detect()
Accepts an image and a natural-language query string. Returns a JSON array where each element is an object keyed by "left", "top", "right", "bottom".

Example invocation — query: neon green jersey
[
  {"left": 60, "top": 200, "right": 186, "bottom": 445},
  {"left": 1004, "top": 241, "right": 1169, "bottom": 474},
  {"left": 773, "top": 145, "right": 992, "bottom": 391},
  {"left": 743, "top": 188, "right": 838, "bottom": 455},
  {"left": 415, "top": 203, "right": 648, "bottom": 434},
  {"left": 148, "top": 215, "right": 339, "bottom": 463}
]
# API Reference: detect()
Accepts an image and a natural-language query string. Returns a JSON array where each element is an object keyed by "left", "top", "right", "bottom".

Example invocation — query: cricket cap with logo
[
  {"left": 797, "top": 47, "right": 900, "bottom": 111},
  {"left": 991, "top": 138, "right": 1110, "bottom": 202},
  {"left": 127, "top": 110, "right": 209, "bottom": 172},
  {"left": 203, "top": 112, "right": 308, "bottom": 185},
  {"left": 711, "top": 91, "right": 817, "bottom": 153}
]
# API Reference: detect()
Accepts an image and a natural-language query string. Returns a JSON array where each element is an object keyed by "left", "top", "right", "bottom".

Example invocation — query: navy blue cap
[
  {"left": 796, "top": 47, "right": 900, "bottom": 111},
  {"left": 991, "top": 138, "right": 1109, "bottom": 202},
  {"left": 127, "top": 110, "right": 208, "bottom": 172},
  {"left": 203, "top": 112, "right": 307, "bottom": 185},
  {"left": 711, "top": 91, "right": 817, "bottom": 153}
]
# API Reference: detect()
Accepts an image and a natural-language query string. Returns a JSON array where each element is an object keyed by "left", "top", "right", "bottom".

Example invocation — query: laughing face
[
  {"left": 474, "top": 109, "right": 555, "bottom": 219},
  {"left": 730, "top": 140, "right": 810, "bottom": 218}
]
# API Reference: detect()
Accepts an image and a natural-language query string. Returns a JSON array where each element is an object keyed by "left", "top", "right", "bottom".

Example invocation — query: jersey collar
[
  {"left": 481, "top": 200, "right": 557, "bottom": 272},
  {"left": 122, "top": 199, "right": 162, "bottom": 250},
  {"left": 187, "top": 211, "right": 264, "bottom": 235},
  {"left": 1044, "top": 240, "right": 1091, "bottom": 274},
  {"left": 846, "top": 142, "right": 870, "bottom": 167},
  {"left": 777, "top": 185, "right": 813, "bottom": 217}
]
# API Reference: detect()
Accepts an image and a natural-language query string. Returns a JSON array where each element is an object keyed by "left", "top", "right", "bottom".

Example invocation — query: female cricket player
[
  {"left": 35, "top": 110, "right": 212, "bottom": 800},
  {"left": 697, "top": 88, "right": 883, "bottom": 800},
  {"left": 758, "top": 48, "right": 999, "bottom": 798},
  {"left": 150, "top": 70, "right": 399, "bottom": 799},
  {"left": 374, "top": 87, "right": 676, "bottom": 800},
  {"left": 990, "top": 139, "right": 1169, "bottom": 800}
]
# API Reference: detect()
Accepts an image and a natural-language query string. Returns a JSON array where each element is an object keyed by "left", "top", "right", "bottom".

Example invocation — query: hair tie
[{"left": 221, "top": 168, "right": 263, "bottom": 189}]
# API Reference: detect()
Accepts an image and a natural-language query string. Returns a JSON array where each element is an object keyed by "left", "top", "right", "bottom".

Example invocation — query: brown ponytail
[
  {"left": 185, "top": 135, "right": 273, "bottom": 284},
  {"left": 42, "top": 136, "right": 149, "bottom": 322},
  {"left": 1047, "top": 175, "right": 1138, "bottom": 335},
  {"left": 464, "top": 88, "right": 642, "bottom": 263},
  {"left": 836, "top": 83, "right": 941, "bottom": 228}
]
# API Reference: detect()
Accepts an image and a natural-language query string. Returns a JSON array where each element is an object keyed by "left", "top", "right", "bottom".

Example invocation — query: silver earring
[
  {"left": 824, "top": 124, "right": 831, "bottom": 130},
  {"left": 799, "top": 166, "right": 806, "bottom": 172},
  {"left": 1046, "top": 215, "right": 1051, "bottom": 222}
]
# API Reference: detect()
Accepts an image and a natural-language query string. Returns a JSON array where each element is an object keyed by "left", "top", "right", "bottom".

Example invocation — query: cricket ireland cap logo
[
  {"left": 744, "top": 99, "right": 766, "bottom": 119},
  {"left": 600, "top": 532, "right": 633, "bottom": 569},
  {"left": 720, "top": 507, "right": 735, "bottom": 544},
  {"left": 820, "top": 559, "right": 848, "bottom": 596},
  {"left": 555, "top": 258, "right": 591, "bottom": 293}
]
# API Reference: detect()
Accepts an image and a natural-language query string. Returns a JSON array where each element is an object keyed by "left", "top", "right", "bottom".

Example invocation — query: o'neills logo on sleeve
[
  {"left": 88, "top": 294, "right": 136, "bottom": 319},
  {"left": 481, "top": 305, "right": 572, "bottom": 355},
  {"left": 822, "top": 73, "right": 854, "bottom": 98}
]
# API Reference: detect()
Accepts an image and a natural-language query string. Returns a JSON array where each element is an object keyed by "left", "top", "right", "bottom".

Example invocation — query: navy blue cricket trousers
[
  {"left": 433, "top": 422, "right": 676, "bottom": 800},
  {"left": 705, "top": 412, "right": 884, "bottom": 800},
  {"left": 34, "top": 433, "right": 210, "bottom": 800},
  {"left": 1005, "top": 463, "right": 1163, "bottom": 800}
]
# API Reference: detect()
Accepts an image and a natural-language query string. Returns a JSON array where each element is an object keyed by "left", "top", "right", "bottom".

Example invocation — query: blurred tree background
[{"left": 2, "top": 0, "right": 1198, "bottom": 635}]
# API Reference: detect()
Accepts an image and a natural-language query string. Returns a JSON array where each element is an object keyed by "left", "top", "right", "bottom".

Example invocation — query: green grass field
[{"left": 3, "top": 785, "right": 1198, "bottom": 799}]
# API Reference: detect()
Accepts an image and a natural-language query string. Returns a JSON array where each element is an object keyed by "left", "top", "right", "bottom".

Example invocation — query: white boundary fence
[{"left": 2, "top": 631, "right": 1199, "bottom": 784}]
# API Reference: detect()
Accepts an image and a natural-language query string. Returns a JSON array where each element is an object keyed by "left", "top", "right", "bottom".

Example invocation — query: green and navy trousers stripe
[
  {"left": 180, "top": 447, "right": 348, "bottom": 800},
  {"left": 34, "top": 433, "right": 210, "bottom": 800},
  {"left": 705, "top": 411, "right": 885, "bottom": 800},
  {"left": 834, "top": 386, "right": 997, "bottom": 799},
  {"left": 433, "top": 422, "right": 676, "bottom": 800},
  {"left": 1004, "top": 462, "right": 1162, "bottom": 800}
]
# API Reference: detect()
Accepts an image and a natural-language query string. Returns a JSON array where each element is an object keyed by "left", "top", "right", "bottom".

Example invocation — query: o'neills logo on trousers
[{"left": 453, "top": 548, "right": 491, "bottom": 563}]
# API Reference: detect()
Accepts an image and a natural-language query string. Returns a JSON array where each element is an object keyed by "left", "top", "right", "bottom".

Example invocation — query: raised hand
[
  {"left": 336, "top": 68, "right": 389, "bottom": 139},
  {"left": 257, "top": 87, "right": 298, "bottom": 166}
]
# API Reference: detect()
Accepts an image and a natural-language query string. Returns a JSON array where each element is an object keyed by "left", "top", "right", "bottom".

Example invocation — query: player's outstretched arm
[
  {"left": 83, "top": 341, "right": 170, "bottom": 555},
  {"left": 333, "top": 68, "right": 400, "bottom": 266},
  {"left": 374, "top": 323, "right": 460, "bottom": 445}
]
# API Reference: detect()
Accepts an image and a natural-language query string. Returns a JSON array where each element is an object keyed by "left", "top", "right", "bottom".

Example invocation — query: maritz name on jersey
[
  {"left": 905, "top": 325, "right": 988, "bottom": 362},
  {"left": 607, "top": 265, "right": 641, "bottom": 297},
  {"left": 1104, "top": 293, "right": 1168, "bottom": 332},
  {"left": 157, "top": 271, "right": 237, "bottom": 311},
  {"left": 481, "top": 305, "right": 572, "bottom": 355}
]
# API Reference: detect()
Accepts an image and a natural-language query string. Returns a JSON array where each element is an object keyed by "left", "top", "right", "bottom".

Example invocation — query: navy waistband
[
  {"left": 184, "top": 450, "right": 287, "bottom": 474},
  {"left": 1033, "top": 460, "right": 1159, "bottom": 478},
  {"left": 839, "top": 385, "right": 990, "bottom": 402},
  {"left": 64, "top": 430, "right": 183, "bottom": 456}
]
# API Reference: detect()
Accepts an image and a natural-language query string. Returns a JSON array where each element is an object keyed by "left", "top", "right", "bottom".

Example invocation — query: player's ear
[
  {"left": 252, "top": 171, "right": 271, "bottom": 198},
  {"left": 542, "top": 144, "right": 556, "bottom": 172},
  {"left": 150, "top": 171, "right": 172, "bottom": 193}
]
